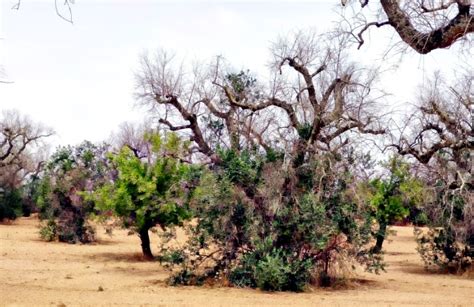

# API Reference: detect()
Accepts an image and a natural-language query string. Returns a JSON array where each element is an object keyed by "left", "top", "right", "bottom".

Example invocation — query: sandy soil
[{"left": 1, "top": 217, "right": 473, "bottom": 306}]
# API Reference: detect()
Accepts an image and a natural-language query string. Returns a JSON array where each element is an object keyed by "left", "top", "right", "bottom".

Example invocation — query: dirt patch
[{"left": 1, "top": 216, "right": 473, "bottom": 306}]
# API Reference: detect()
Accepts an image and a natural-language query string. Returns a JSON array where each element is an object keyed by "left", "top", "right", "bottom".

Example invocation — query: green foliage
[
  {"left": 168, "top": 269, "right": 204, "bottom": 286},
  {"left": 230, "top": 239, "right": 312, "bottom": 292},
  {"left": 368, "top": 178, "right": 410, "bottom": 223},
  {"left": 0, "top": 187, "right": 23, "bottom": 221},
  {"left": 93, "top": 134, "right": 192, "bottom": 230},
  {"left": 367, "top": 158, "right": 423, "bottom": 222},
  {"left": 411, "top": 210, "right": 429, "bottom": 226},
  {"left": 265, "top": 148, "right": 284, "bottom": 163},
  {"left": 255, "top": 251, "right": 292, "bottom": 291},
  {"left": 361, "top": 157, "right": 426, "bottom": 252},
  {"left": 159, "top": 151, "right": 383, "bottom": 291},
  {"left": 35, "top": 176, "right": 53, "bottom": 220},
  {"left": 90, "top": 133, "right": 195, "bottom": 257},
  {"left": 226, "top": 70, "right": 258, "bottom": 95},
  {"left": 39, "top": 219, "right": 57, "bottom": 241},
  {"left": 217, "top": 148, "right": 263, "bottom": 189},
  {"left": 296, "top": 123, "right": 313, "bottom": 141}
]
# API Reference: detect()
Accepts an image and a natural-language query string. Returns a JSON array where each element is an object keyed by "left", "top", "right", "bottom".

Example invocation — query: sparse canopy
[
  {"left": 0, "top": 110, "right": 53, "bottom": 188},
  {"left": 388, "top": 69, "right": 473, "bottom": 272},
  {"left": 390, "top": 70, "right": 473, "bottom": 172},
  {"left": 135, "top": 31, "right": 386, "bottom": 163}
]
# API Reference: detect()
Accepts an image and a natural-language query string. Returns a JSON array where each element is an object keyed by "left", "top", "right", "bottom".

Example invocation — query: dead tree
[
  {"left": 0, "top": 110, "right": 53, "bottom": 188},
  {"left": 390, "top": 70, "right": 473, "bottom": 174},
  {"left": 341, "top": 0, "right": 474, "bottom": 54},
  {"left": 390, "top": 70, "right": 473, "bottom": 263},
  {"left": 112, "top": 121, "right": 154, "bottom": 160},
  {"left": 134, "top": 32, "right": 386, "bottom": 164}
]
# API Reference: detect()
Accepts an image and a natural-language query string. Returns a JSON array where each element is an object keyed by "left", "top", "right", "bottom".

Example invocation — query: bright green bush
[
  {"left": 90, "top": 133, "right": 194, "bottom": 259},
  {"left": 362, "top": 157, "right": 425, "bottom": 253}
]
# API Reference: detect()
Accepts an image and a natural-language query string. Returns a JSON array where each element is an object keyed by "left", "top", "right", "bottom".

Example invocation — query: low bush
[{"left": 415, "top": 227, "right": 472, "bottom": 273}]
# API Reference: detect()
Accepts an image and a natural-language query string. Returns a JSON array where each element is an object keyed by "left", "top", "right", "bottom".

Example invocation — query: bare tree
[
  {"left": 111, "top": 121, "right": 155, "bottom": 159},
  {"left": 133, "top": 32, "right": 388, "bottom": 248},
  {"left": 390, "top": 69, "right": 473, "bottom": 270},
  {"left": 0, "top": 110, "right": 53, "bottom": 188},
  {"left": 341, "top": 0, "right": 473, "bottom": 54},
  {"left": 390, "top": 70, "right": 473, "bottom": 174},
  {"left": 134, "top": 32, "right": 386, "bottom": 164}
]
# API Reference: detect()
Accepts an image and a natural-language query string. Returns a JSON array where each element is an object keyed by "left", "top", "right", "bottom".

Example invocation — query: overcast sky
[{"left": 0, "top": 0, "right": 468, "bottom": 147}]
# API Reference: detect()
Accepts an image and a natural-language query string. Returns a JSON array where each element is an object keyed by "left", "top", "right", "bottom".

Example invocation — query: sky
[{"left": 0, "top": 0, "right": 469, "bottom": 147}]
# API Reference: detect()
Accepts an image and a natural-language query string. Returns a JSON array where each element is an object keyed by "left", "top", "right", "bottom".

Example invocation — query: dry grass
[{"left": 0, "top": 216, "right": 473, "bottom": 306}]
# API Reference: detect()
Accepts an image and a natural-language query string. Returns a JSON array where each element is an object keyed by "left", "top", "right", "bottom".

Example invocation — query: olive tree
[
  {"left": 90, "top": 132, "right": 194, "bottom": 260},
  {"left": 390, "top": 69, "right": 473, "bottom": 271},
  {"left": 135, "top": 32, "right": 387, "bottom": 289},
  {"left": 0, "top": 110, "right": 53, "bottom": 220},
  {"left": 360, "top": 157, "right": 426, "bottom": 253}
]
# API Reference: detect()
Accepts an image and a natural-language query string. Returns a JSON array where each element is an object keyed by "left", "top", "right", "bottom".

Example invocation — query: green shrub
[
  {"left": 413, "top": 163, "right": 473, "bottom": 273},
  {"left": 168, "top": 269, "right": 204, "bottom": 286},
  {"left": 159, "top": 151, "right": 383, "bottom": 291},
  {"left": 255, "top": 252, "right": 289, "bottom": 291},
  {"left": 39, "top": 219, "right": 57, "bottom": 241},
  {"left": 37, "top": 141, "right": 108, "bottom": 243},
  {"left": 0, "top": 188, "right": 23, "bottom": 221}
]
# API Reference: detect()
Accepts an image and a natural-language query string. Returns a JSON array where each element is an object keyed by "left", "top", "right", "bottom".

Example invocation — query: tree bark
[
  {"left": 139, "top": 226, "right": 154, "bottom": 260},
  {"left": 380, "top": 0, "right": 473, "bottom": 54},
  {"left": 373, "top": 220, "right": 387, "bottom": 254}
]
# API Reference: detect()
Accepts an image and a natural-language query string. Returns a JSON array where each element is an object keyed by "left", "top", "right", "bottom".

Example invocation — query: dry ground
[{"left": 1, "top": 216, "right": 473, "bottom": 306}]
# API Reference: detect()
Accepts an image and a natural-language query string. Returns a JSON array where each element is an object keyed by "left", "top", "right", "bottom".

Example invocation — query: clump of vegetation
[
  {"left": 414, "top": 171, "right": 473, "bottom": 273},
  {"left": 416, "top": 226, "right": 473, "bottom": 273},
  {"left": 159, "top": 150, "right": 383, "bottom": 291},
  {"left": 136, "top": 35, "right": 391, "bottom": 290},
  {"left": 0, "top": 187, "right": 23, "bottom": 221},
  {"left": 37, "top": 141, "right": 109, "bottom": 243}
]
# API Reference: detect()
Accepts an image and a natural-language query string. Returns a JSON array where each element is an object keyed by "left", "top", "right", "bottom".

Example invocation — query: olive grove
[{"left": 1, "top": 2, "right": 472, "bottom": 293}]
